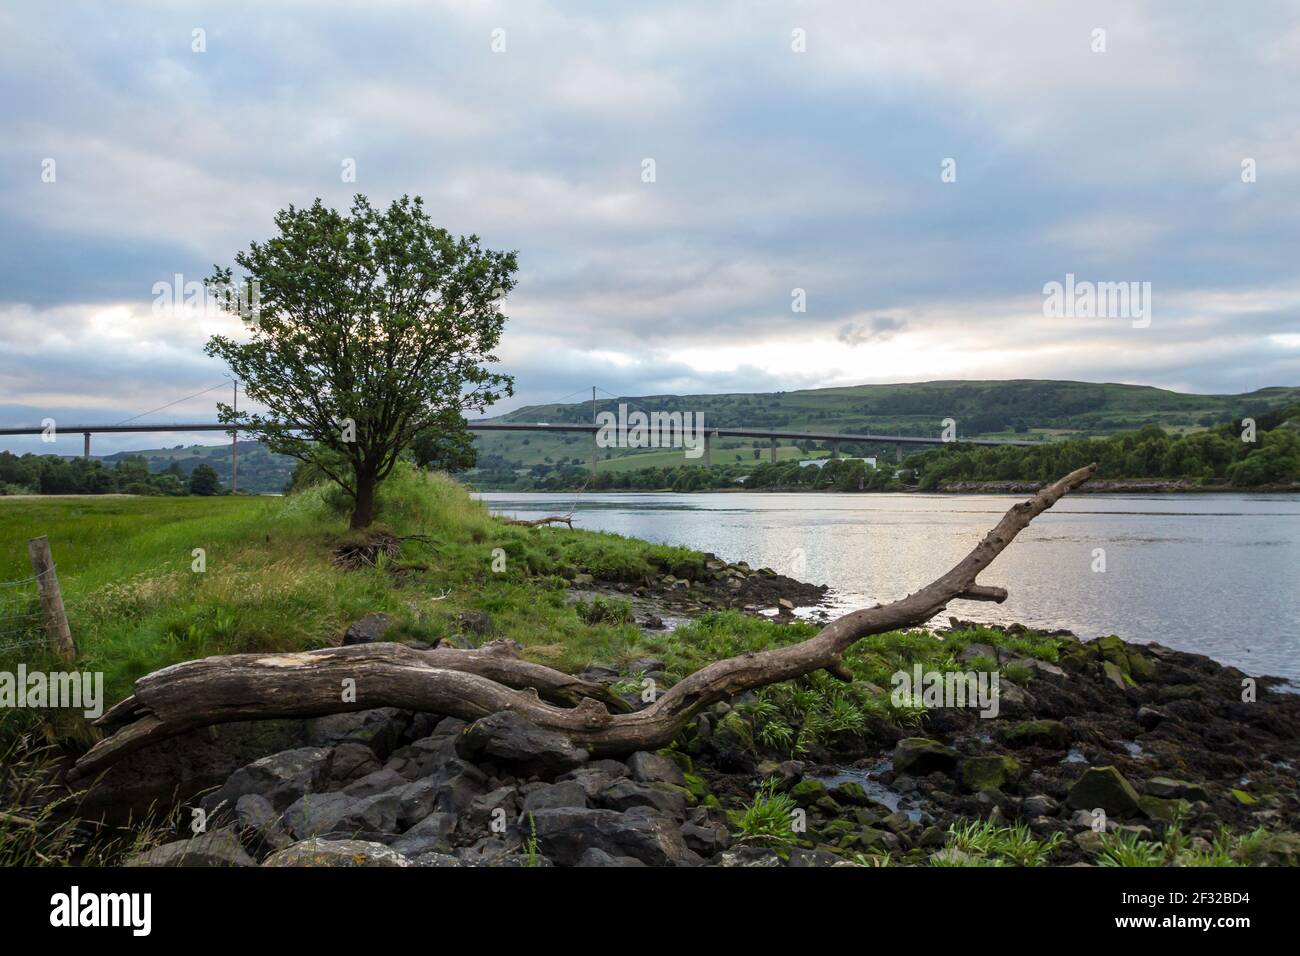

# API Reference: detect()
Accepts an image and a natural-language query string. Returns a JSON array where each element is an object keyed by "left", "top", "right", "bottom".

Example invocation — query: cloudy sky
[{"left": 3, "top": 0, "right": 1299, "bottom": 454}]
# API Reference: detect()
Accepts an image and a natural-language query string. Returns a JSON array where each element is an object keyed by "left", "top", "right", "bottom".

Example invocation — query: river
[{"left": 478, "top": 491, "right": 1300, "bottom": 683}]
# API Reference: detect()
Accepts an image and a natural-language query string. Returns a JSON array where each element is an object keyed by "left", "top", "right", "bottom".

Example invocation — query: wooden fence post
[{"left": 26, "top": 535, "right": 75, "bottom": 662}]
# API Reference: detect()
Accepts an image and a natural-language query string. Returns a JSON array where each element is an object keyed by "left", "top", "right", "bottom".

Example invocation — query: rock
[
  {"left": 628, "top": 658, "right": 666, "bottom": 676},
  {"left": 627, "top": 751, "right": 686, "bottom": 787},
  {"left": 1101, "top": 661, "right": 1129, "bottom": 692},
  {"left": 126, "top": 827, "right": 255, "bottom": 867},
  {"left": 456, "top": 712, "right": 589, "bottom": 778},
  {"left": 391, "top": 812, "right": 456, "bottom": 857},
  {"left": 998, "top": 719, "right": 1070, "bottom": 750},
  {"left": 1136, "top": 706, "right": 1166, "bottom": 730},
  {"left": 958, "top": 643, "right": 997, "bottom": 665},
  {"left": 234, "top": 793, "right": 294, "bottom": 851},
  {"left": 342, "top": 612, "right": 393, "bottom": 645},
  {"left": 1066, "top": 766, "right": 1143, "bottom": 818},
  {"left": 263, "top": 839, "right": 412, "bottom": 867},
  {"left": 788, "top": 779, "right": 829, "bottom": 806},
  {"left": 283, "top": 789, "right": 402, "bottom": 840},
  {"left": 325, "top": 742, "right": 382, "bottom": 786},
  {"left": 597, "top": 778, "right": 688, "bottom": 818},
  {"left": 385, "top": 736, "right": 459, "bottom": 780},
  {"left": 711, "top": 712, "right": 755, "bottom": 753},
  {"left": 426, "top": 758, "right": 491, "bottom": 815},
  {"left": 521, "top": 780, "right": 589, "bottom": 813},
  {"left": 409, "top": 852, "right": 464, "bottom": 867},
  {"left": 1145, "top": 777, "right": 1209, "bottom": 801},
  {"left": 680, "top": 821, "right": 729, "bottom": 856},
  {"left": 576, "top": 848, "right": 647, "bottom": 867},
  {"left": 1023, "top": 794, "right": 1060, "bottom": 818},
  {"left": 203, "top": 746, "right": 332, "bottom": 813},
  {"left": 558, "top": 767, "right": 625, "bottom": 801},
  {"left": 893, "top": 738, "right": 959, "bottom": 776},
  {"left": 717, "top": 847, "right": 784, "bottom": 867},
  {"left": 960, "top": 755, "right": 1022, "bottom": 793},
  {"left": 456, "top": 610, "right": 492, "bottom": 636},
  {"left": 1230, "top": 788, "right": 1258, "bottom": 806},
  {"left": 460, "top": 787, "right": 520, "bottom": 839},
  {"left": 529, "top": 806, "right": 700, "bottom": 866},
  {"left": 307, "top": 708, "right": 410, "bottom": 759}
]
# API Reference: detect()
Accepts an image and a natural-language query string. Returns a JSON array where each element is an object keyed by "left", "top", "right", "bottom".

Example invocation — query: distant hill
[
  {"left": 470, "top": 380, "right": 1300, "bottom": 473},
  {"left": 95, "top": 380, "right": 1300, "bottom": 491},
  {"left": 99, "top": 440, "right": 296, "bottom": 494}
]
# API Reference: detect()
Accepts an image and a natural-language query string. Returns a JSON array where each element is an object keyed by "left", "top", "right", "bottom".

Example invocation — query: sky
[{"left": 2, "top": 0, "right": 1299, "bottom": 455}]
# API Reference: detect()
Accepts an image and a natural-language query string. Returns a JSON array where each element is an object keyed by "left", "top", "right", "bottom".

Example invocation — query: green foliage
[
  {"left": 575, "top": 596, "right": 634, "bottom": 626},
  {"left": 941, "top": 819, "right": 1065, "bottom": 866},
  {"left": 205, "top": 194, "right": 517, "bottom": 527},
  {"left": 188, "top": 463, "right": 223, "bottom": 496},
  {"left": 731, "top": 778, "right": 799, "bottom": 847}
]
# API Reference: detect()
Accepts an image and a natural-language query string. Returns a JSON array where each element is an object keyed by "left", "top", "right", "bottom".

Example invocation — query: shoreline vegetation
[{"left": 1, "top": 466, "right": 1296, "bottom": 867}]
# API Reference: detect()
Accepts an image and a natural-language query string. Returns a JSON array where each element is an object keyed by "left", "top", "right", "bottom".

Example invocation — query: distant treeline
[
  {"left": 907, "top": 406, "right": 1300, "bottom": 491},
  {"left": 468, "top": 406, "right": 1300, "bottom": 492},
  {"left": 0, "top": 453, "right": 225, "bottom": 496}
]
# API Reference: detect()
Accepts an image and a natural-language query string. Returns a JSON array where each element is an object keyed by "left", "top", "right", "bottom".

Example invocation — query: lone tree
[{"left": 205, "top": 195, "right": 516, "bottom": 528}]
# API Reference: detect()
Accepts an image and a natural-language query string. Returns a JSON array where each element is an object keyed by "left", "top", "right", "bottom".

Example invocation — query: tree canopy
[{"left": 205, "top": 195, "right": 516, "bottom": 527}]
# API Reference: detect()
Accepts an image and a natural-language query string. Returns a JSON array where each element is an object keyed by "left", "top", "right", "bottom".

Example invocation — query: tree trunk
[
  {"left": 350, "top": 469, "right": 377, "bottom": 529},
  {"left": 70, "top": 464, "right": 1096, "bottom": 779}
]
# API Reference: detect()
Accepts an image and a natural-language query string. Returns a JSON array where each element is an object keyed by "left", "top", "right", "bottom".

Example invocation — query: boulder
[
  {"left": 390, "top": 812, "right": 456, "bottom": 857},
  {"left": 342, "top": 612, "right": 393, "bottom": 646},
  {"left": 1145, "top": 776, "right": 1209, "bottom": 802},
  {"left": 1066, "top": 766, "right": 1143, "bottom": 818},
  {"left": 716, "top": 847, "right": 784, "bottom": 867},
  {"left": 126, "top": 827, "right": 255, "bottom": 867},
  {"left": 576, "top": 848, "right": 647, "bottom": 867},
  {"left": 998, "top": 719, "right": 1070, "bottom": 750},
  {"left": 202, "top": 746, "right": 332, "bottom": 813},
  {"left": 234, "top": 793, "right": 294, "bottom": 851},
  {"left": 596, "top": 778, "right": 687, "bottom": 818},
  {"left": 627, "top": 751, "right": 687, "bottom": 787},
  {"left": 960, "top": 755, "right": 1023, "bottom": 793},
  {"left": 283, "top": 789, "right": 402, "bottom": 840},
  {"left": 456, "top": 712, "right": 589, "bottom": 777},
  {"left": 521, "top": 780, "right": 590, "bottom": 813},
  {"left": 893, "top": 738, "right": 958, "bottom": 776},
  {"left": 307, "top": 707, "right": 410, "bottom": 758},
  {"left": 263, "top": 839, "right": 411, "bottom": 867},
  {"left": 529, "top": 806, "right": 700, "bottom": 866}
]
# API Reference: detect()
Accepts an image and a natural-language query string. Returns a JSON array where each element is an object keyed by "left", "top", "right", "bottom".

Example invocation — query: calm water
[{"left": 479, "top": 491, "right": 1300, "bottom": 682}]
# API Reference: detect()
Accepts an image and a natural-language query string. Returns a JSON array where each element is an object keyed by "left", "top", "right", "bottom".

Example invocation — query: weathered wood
[
  {"left": 70, "top": 464, "right": 1095, "bottom": 779},
  {"left": 26, "top": 536, "right": 75, "bottom": 663},
  {"left": 501, "top": 514, "right": 574, "bottom": 529}
]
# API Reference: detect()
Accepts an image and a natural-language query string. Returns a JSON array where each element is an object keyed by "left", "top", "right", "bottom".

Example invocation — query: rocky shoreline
[{"left": 70, "top": 554, "right": 1299, "bottom": 868}]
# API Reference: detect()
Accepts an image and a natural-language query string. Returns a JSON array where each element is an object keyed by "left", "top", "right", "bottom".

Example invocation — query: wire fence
[{"left": 0, "top": 566, "right": 55, "bottom": 655}]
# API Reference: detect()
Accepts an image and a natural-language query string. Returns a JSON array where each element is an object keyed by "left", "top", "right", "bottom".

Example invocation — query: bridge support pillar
[
  {"left": 831, "top": 442, "right": 840, "bottom": 460},
  {"left": 769, "top": 437, "right": 777, "bottom": 463},
  {"left": 591, "top": 431, "right": 598, "bottom": 476},
  {"left": 83, "top": 432, "right": 90, "bottom": 460},
  {"left": 703, "top": 431, "right": 712, "bottom": 467},
  {"left": 895, "top": 444, "right": 904, "bottom": 463}
]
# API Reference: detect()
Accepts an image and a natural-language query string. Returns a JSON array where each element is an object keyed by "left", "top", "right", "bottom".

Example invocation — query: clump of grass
[
  {"left": 731, "top": 778, "right": 799, "bottom": 847},
  {"left": 1096, "top": 829, "right": 1165, "bottom": 867},
  {"left": 941, "top": 819, "right": 1064, "bottom": 867},
  {"left": 575, "top": 595, "right": 633, "bottom": 626}
]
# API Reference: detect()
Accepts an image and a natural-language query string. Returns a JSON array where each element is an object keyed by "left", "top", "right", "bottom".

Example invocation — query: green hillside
[{"left": 470, "top": 380, "right": 1300, "bottom": 480}]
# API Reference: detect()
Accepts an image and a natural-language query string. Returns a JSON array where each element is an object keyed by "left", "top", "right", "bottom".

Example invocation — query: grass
[
  {"left": 939, "top": 819, "right": 1066, "bottom": 867},
  {"left": 0, "top": 465, "right": 720, "bottom": 746},
  {"left": 730, "top": 778, "right": 800, "bottom": 847}
]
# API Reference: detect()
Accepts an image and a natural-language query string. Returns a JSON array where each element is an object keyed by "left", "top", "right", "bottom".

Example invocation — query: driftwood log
[
  {"left": 70, "top": 464, "right": 1095, "bottom": 779},
  {"left": 501, "top": 514, "right": 574, "bottom": 528}
]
